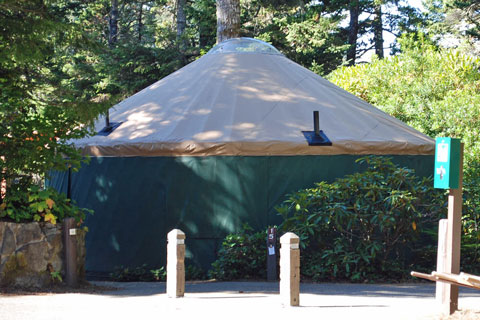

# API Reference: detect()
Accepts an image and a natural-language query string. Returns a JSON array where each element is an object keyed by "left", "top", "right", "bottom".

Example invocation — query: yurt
[{"left": 49, "top": 38, "right": 434, "bottom": 276}]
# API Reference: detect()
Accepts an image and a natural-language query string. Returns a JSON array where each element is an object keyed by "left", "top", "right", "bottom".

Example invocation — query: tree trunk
[
  {"left": 109, "top": 0, "right": 118, "bottom": 48},
  {"left": 1, "top": 156, "right": 5, "bottom": 201},
  {"left": 199, "top": 29, "right": 208, "bottom": 48},
  {"left": 347, "top": 2, "right": 360, "bottom": 66},
  {"left": 373, "top": 3, "right": 384, "bottom": 59},
  {"left": 176, "top": 0, "right": 187, "bottom": 50},
  {"left": 138, "top": 1, "right": 143, "bottom": 42},
  {"left": 107, "top": 0, "right": 118, "bottom": 128},
  {"left": 216, "top": 0, "right": 240, "bottom": 43}
]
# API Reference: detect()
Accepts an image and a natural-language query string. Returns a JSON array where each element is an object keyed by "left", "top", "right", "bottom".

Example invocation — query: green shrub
[
  {"left": 110, "top": 261, "right": 207, "bottom": 282},
  {"left": 328, "top": 38, "right": 480, "bottom": 266},
  {"left": 209, "top": 224, "right": 269, "bottom": 280},
  {"left": 277, "top": 156, "right": 446, "bottom": 282},
  {"left": 110, "top": 264, "right": 166, "bottom": 282},
  {"left": 185, "top": 264, "right": 208, "bottom": 281},
  {"left": 0, "top": 185, "right": 92, "bottom": 225},
  {"left": 460, "top": 165, "right": 480, "bottom": 274}
]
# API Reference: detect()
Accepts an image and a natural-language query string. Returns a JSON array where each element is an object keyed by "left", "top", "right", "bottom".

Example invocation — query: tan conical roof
[{"left": 76, "top": 38, "right": 434, "bottom": 157}]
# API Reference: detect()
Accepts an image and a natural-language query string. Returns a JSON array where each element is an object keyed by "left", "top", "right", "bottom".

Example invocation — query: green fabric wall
[{"left": 49, "top": 155, "right": 434, "bottom": 275}]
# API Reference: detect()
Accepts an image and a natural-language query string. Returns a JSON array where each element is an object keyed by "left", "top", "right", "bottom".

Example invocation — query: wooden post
[
  {"left": 436, "top": 219, "right": 448, "bottom": 304},
  {"left": 63, "top": 217, "right": 78, "bottom": 287},
  {"left": 280, "top": 232, "right": 300, "bottom": 306},
  {"left": 443, "top": 143, "right": 464, "bottom": 315},
  {"left": 167, "top": 229, "right": 185, "bottom": 298},
  {"left": 1, "top": 155, "right": 6, "bottom": 200}
]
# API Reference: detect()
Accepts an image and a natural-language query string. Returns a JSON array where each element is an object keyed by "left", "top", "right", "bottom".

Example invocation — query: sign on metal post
[
  {"left": 434, "top": 137, "right": 464, "bottom": 315},
  {"left": 434, "top": 137, "right": 461, "bottom": 189},
  {"left": 267, "top": 227, "right": 277, "bottom": 281}
]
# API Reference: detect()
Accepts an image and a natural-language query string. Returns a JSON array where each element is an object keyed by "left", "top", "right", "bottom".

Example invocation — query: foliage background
[
  {"left": 329, "top": 37, "right": 480, "bottom": 274},
  {"left": 209, "top": 224, "right": 268, "bottom": 280}
]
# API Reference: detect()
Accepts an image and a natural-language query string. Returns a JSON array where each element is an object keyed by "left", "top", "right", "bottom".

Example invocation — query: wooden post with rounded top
[
  {"left": 167, "top": 229, "right": 185, "bottom": 298},
  {"left": 280, "top": 232, "right": 300, "bottom": 306}
]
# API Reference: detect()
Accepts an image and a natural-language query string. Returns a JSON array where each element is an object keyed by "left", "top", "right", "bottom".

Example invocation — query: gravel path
[{"left": 1, "top": 281, "right": 479, "bottom": 320}]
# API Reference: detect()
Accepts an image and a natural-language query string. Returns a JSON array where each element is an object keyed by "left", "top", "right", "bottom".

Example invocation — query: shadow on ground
[{"left": 91, "top": 281, "right": 480, "bottom": 299}]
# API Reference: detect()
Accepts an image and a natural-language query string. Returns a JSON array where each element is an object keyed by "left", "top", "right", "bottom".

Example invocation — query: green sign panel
[{"left": 434, "top": 137, "right": 461, "bottom": 189}]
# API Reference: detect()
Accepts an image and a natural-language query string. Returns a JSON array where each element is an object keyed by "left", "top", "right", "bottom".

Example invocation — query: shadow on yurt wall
[{"left": 48, "top": 154, "right": 433, "bottom": 276}]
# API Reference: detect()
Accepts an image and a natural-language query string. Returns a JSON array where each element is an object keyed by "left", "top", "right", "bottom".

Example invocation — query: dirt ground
[
  {"left": 0, "top": 281, "right": 116, "bottom": 295},
  {"left": 440, "top": 310, "right": 480, "bottom": 320}
]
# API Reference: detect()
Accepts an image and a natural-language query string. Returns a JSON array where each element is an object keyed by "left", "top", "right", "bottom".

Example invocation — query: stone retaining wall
[{"left": 0, "top": 221, "right": 85, "bottom": 288}]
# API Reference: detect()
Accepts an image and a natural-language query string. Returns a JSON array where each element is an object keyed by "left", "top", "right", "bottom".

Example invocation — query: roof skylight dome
[{"left": 207, "top": 37, "right": 282, "bottom": 55}]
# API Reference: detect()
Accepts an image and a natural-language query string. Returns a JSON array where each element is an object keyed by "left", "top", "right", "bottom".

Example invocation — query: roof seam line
[{"left": 259, "top": 75, "right": 310, "bottom": 123}]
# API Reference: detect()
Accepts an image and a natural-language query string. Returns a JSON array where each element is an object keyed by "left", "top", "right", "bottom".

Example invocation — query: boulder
[
  {"left": 1, "top": 225, "right": 15, "bottom": 256},
  {"left": 17, "top": 241, "right": 50, "bottom": 273},
  {"left": 16, "top": 222, "right": 43, "bottom": 247},
  {"left": 0, "top": 221, "right": 86, "bottom": 288}
]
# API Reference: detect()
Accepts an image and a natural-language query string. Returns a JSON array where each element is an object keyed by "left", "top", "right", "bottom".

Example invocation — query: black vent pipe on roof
[
  {"left": 301, "top": 110, "right": 332, "bottom": 146},
  {"left": 313, "top": 110, "right": 320, "bottom": 136},
  {"left": 97, "top": 109, "right": 123, "bottom": 136},
  {"left": 105, "top": 110, "right": 110, "bottom": 129}
]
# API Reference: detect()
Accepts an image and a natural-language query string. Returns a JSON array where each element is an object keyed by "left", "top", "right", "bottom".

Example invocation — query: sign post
[
  {"left": 267, "top": 227, "right": 277, "bottom": 281},
  {"left": 64, "top": 217, "right": 78, "bottom": 287},
  {"left": 434, "top": 137, "right": 463, "bottom": 315},
  {"left": 434, "top": 138, "right": 461, "bottom": 190}
]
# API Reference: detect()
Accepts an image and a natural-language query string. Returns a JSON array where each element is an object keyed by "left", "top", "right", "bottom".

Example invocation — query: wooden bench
[{"left": 411, "top": 271, "right": 480, "bottom": 290}]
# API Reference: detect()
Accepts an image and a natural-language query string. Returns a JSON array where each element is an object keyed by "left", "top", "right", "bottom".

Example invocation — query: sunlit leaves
[
  {"left": 46, "top": 198, "right": 55, "bottom": 209},
  {"left": 0, "top": 185, "right": 91, "bottom": 224},
  {"left": 328, "top": 39, "right": 480, "bottom": 271}
]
